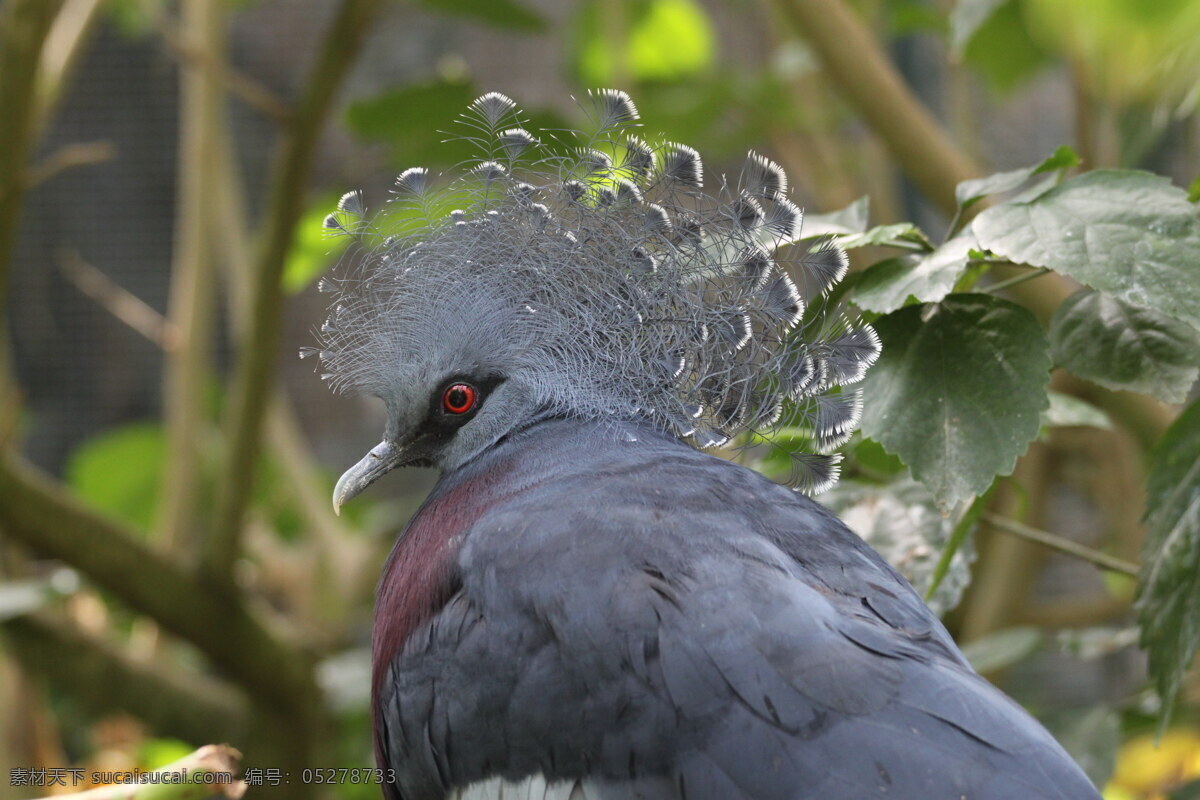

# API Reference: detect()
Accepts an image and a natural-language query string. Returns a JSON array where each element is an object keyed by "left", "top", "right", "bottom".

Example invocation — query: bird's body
[
  {"left": 313, "top": 90, "right": 1101, "bottom": 800},
  {"left": 373, "top": 418, "right": 1099, "bottom": 800}
]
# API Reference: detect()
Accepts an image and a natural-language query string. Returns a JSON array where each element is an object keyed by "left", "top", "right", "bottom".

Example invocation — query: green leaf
[
  {"left": 65, "top": 423, "right": 166, "bottom": 534},
  {"left": 836, "top": 222, "right": 926, "bottom": 251},
  {"left": 949, "top": 0, "right": 1007, "bottom": 57},
  {"left": 954, "top": 145, "right": 1079, "bottom": 210},
  {"left": 1049, "top": 289, "right": 1200, "bottom": 404},
  {"left": 823, "top": 479, "right": 976, "bottom": 615},
  {"left": 344, "top": 80, "right": 478, "bottom": 167},
  {"left": 417, "top": 0, "right": 546, "bottom": 32},
  {"left": 962, "top": 0, "right": 1053, "bottom": 93},
  {"left": 576, "top": 0, "right": 714, "bottom": 85},
  {"left": 859, "top": 294, "right": 1052, "bottom": 506},
  {"left": 284, "top": 195, "right": 351, "bottom": 294},
  {"left": 852, "top": 234, "right": 976, "bottom": 313},
  {"left": 801, "top": 196, "right": 869, "bottom": 237},
  {"left": 960, "top": 626, "right": 1044, "bottom": 673},
  {"left": 1042, "top": 390, "right": 1113, "bottom": 431},
  {"left": 974, "top": 170, "right": 1200, "bottom": 330},
  {"left": 1136, "top": 398, "right": 1200, "bottom": 725},
  {"left": 1189, "top": 175, "right": 1200, "bottom": 204}
]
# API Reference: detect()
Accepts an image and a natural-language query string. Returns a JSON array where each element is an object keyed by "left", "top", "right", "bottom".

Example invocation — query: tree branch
[
  {"left": 0, "top": 453, "right": 315, "bottom": 711},
  {"left": 205, "top": 0, "right": 384, "bottom": 576},
  {"left": 34, "top": 745, "right": 246, "bottom": 800},
  {"left": 158, "top": 0, "right": 224, "bottom": 553},
  {"left": 3, "top": 612, "right": 249, "bottom": 745},
  {"left": 771, "top": 0, "right": 979, "bottom": 212},
  {"left": 0, "top": 0, "right": 65, "bottom": 444},
  {"left": 981, "top": 512, "right": 1140, "bottom": 576}
]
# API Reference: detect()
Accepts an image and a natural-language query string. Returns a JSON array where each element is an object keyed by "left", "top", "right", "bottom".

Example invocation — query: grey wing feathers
[{"left": 380, "top": 426, "right": 1099, "bottom": 800}]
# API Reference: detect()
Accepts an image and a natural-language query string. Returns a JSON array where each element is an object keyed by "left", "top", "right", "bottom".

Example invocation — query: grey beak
[{"left": 333, "top": 440, "right": 404, "bottom": 515}]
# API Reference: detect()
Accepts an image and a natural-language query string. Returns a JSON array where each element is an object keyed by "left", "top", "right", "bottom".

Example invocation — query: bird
[{"left": 309, "top": 90, "right": 1102, "bottom": 800}]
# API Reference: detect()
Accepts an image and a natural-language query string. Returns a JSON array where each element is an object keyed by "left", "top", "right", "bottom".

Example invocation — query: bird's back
[{"left": 374, "top": 418, "right": 1100, "bottom": 800}]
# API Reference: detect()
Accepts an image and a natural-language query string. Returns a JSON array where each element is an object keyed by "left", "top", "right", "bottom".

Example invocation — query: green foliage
[
  {"left": 1136, "top": 399, "right": 1200, "bottom": 725},
  {"left": 574, "top": 0, "right": 714, "bottom": 85},
  {"left": 65, "top": 422, "right": 167, "bottom": 534},
  {"left": 974, "top": 170, "right": 1200, "bottom": 330},
  {"left": 344, "top": 80, "right": 479, "bottom": 168},
  {"left": 1049, "top": 290, "right": 1200, "bottom": 404},
  {"left": 960, "top": 1, "right": 1053, "bottom": 94},
  {"left": 858, "top": 295, "right": 1051, "bottom": 507},
  {"left": 852, "top": 234, "right": 975, "bottom": 313},
  {"left": 953, "top": 145, "right": 1079, "bottom": 211},
  {"left": 284, "top": 194, "right": 351, "bottom": 294},
  {"left": 418, "top": 0, "right": 547, "bottom": 32}
]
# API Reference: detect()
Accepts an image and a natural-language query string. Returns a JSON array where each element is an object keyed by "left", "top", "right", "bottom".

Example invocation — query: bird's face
[{"left": 331, "top": 335, "right": 538, "bottom": 515}]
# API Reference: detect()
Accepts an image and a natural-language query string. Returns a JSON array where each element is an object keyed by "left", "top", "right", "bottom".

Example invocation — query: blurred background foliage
[{"left": 0, "top": 0, "right": 1198, "bottom": 798}]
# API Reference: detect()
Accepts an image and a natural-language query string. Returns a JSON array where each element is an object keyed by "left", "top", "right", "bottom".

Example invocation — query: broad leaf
[
  {"left": 852, "top": 233, "right": 977, "bottom": 313},
  {"left": 825, "top": 479, "right": 976, "bottom": 615},
  {"left": 1049, "top": 289, "right": 1200, "bottom": 403},
  {"left": 859, "top": 294, "right": 1052, "bottom": 506},
  {"left": 954, "top": 145, "right": 1079, "bottom": 211},
  {"left": 801, "top": 196, "right": 869, "bottom": 238},
  {"left": 974, "top": 170, "right": 1200, "bottom": 330},
  {"left": 1136, "top": 398, "right": 1200, "bottom": 724}
]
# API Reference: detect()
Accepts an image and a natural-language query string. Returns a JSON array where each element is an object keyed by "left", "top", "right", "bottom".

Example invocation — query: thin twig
[
  {"left": 58, "top": 249, "right": 179, "bottom": 349},
  {"left": 26, "top": 140, "right": 116, "bottom": 187},
  {"left": 985, "top": 267, "right": 1053, "bottom": 294},
  {"left": 156, "top": 14, "right": 290, "bottom": 123},
  {"left": 205, "top": 0, "right": 384, "bottom": 577},
  {"left": 981, "top": 512, "right": 1140, "bottom": 576}
]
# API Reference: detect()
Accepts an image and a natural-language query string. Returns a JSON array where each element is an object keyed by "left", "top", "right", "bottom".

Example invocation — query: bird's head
[{"left": 310, "top": 90, "right": 880, "bottom": 513}]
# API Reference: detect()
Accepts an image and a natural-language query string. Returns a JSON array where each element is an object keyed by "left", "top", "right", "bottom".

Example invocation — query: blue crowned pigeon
[{"left": 310, "top": 90, "right": 1101, "bottom": 800}]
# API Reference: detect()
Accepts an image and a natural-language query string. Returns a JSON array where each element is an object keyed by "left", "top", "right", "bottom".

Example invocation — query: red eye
[{"left": 442, "top": 383, "right": 477, "bottom": 415}]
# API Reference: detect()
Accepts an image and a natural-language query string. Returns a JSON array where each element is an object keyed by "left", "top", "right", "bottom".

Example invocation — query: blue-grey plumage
[
  {"left": 372, "top": 419, "right": 1100, "bottom": 800},
  {"left": 314, "top": 90, "right": 1100, "bottom": 800}
]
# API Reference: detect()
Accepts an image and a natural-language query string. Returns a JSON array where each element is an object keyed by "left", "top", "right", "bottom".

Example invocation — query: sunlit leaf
[
  {"left": 284, "top": 195, "right": 351, "bottom": 294},
  {"left": 1049, "top": 289, "right": 1200, "bottom": 404},
  {"left": 1136, "top": 398, "right": 1200, "bottom": 726},
  {"left": 576, "top": 0, "right": 714, "bottom": 85},
  {"left": 859, "top": 294, "right": 1051, "bottom": 506},
  {"left": 974, "top": 170, "right": 1200, "bottom": 330},
  {"left": 836, "top": 222, "right": 927, "bottom": 251}
]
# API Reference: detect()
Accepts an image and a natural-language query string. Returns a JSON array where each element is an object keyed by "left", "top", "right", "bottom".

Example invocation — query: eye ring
[{"left": 442, "top": 382, "right": 478, "bottom": 415}]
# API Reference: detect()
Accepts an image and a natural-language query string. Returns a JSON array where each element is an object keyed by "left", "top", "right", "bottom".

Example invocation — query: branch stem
[
  {"left": 205, "top": 0, "right": 383, "bottom": 577},
  {"left": 985, "top": 267, "right": 1052, "bottom": 294},
  {"left": 981, "top": 512, "right": 1139, "bottom": 576}
]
